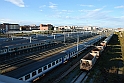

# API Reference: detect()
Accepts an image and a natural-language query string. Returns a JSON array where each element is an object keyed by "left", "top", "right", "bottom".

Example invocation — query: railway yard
[
  {"left": 1, "top": 31, "right": 124, "bottom": 83},
  {"left": 33, "top": 35, "right": 105, "bottom": 83},
  {"left": 0, "top": 32, "right": 96, "bottom": 74},
  {"left": 34, "top": 32, "right": 124, "bottom": 83}
]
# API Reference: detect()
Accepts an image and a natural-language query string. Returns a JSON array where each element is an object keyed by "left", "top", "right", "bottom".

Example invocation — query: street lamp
[
  {"left": 64, "top": 33, "right": 65, "bottom": 44},
  {"left": 76, "top": 33, "right": 79, "bottom": 58},
  {"left": 30, "top": 37, "right": 31, "bottom": 43},
  {"left": 54, "top": 35, "right": 56, "bottom": 39},
  {"left": 77, "top": 35, "right": 79, "bottom": 52},
  {"left": 68, "top": 33, "right": 69, "bottom": 37}
]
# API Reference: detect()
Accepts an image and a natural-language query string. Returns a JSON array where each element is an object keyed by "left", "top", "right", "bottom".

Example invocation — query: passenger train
[
  {"left": 80, "top": 34, "right": 113, "bottom": 70},
  {"left": 0, "top": 39, "right": 54, "bottom": 55},
  {"left": 0, "top": 32, "right": 94, "bottom": 55},
  {"left": 4, "top": 35, "right": 104, "bottom": 82},
  {"left": 0, "top": 32, "right": 96, "bottom": 55}
]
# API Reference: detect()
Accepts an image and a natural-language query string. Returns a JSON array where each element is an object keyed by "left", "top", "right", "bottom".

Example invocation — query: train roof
[
  {"left": 0, "top": 35, "right": 57, "bottom": 48},
  {"left": 4, "top": 51, "right": 67, "bottom": 79},
  {"left": 0, "top": 39, "right": 55, "bottom": 50},
  {"left": 0, "top": 75, "right": 29, "bottom": 83}
]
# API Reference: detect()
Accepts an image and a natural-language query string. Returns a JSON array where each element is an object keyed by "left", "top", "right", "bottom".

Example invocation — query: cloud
[
  {"left": 78, "top": 6, "right": 110, "bottom": 20},
  {"left": 39, "top": 5, "right": 46, "bottom": 8},
  {"left": 61, "top": 10, "right": 74, "bottom": 12},
  {"left": 80, "top": 4, "right": 94, "bottom": 7},
  {"left": 40, "top": 10, "right": 43, "bottom": 12},
  {"left": 49, "top": 2, "right": 57, "bottom": 9},
  {"left": 5, "top": 0, "right": 25, "bottom": 7},
  {"left": 78, "top": 8, "right": 105, "bottom": 19},
  {"left": 115, "top": 5, "right": 124, "bottom": 8},
  {"left": 0, "top": 19, "right": 21, "bottom": 24}
]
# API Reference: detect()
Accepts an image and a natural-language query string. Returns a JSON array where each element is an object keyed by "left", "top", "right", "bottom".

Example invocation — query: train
[
  {"left": 4, "top": 35, "right": 104, "bottom": 82},
  {"left": 80, "top": 34, "right": 113, "bottom": 70},
  {"left": 0, "top": 32, "right": 97, "bottom": 62},
  {"left": 0, "top": 32, "right": 94, "bottom": 55},
  {"left": 0, "top": 37, "right": 60, "bottom": 55}
]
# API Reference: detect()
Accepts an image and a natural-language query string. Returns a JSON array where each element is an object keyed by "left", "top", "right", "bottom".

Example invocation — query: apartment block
[{"left": 40, "top": 24, "right": 53, "bottom": 30}]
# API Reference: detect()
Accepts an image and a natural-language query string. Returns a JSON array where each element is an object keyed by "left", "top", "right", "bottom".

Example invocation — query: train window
[
  {"left": 48, "top": 64, "right": 51, "bottom": 68},
  {"left": 32, "top": 71, "right": 36, "bottom": 77},
  {"left": 59, "top": 58, "right": 62, "bottom": 62},
  {"left": 19, "top": 78, "right": 23, "bottom": 80},
  {"left": 8, "top": 49, "right": 11, "bottom": 51},
  {"left": 43, "top": 66, "right": 47, "bottom": 70},
  {"left": 4, "top": 49, "right": 7, "bottom": 52},
  {"left": 52, "top": 62, "right": 55, "bottom": 66},
  {"left": 18, "top": 47, "right": 20, "bottom": 50},
  {"left": 13, "top": 48, "right": 15, "bottom": 51},
  {"left": 25, "top": 74, "right": 30, "bottom": 80},
  {"left": 14, "top": 48, "right": 16, "bottom": 50},
  {"left": 56, "top": 60, "right": 59, "bottom": 63},
  {"left": 10, "top": 49, "right": 12, "bottom": 51},
  {"left": 38, "top": 68, "right": 42, "bottom": 73}
]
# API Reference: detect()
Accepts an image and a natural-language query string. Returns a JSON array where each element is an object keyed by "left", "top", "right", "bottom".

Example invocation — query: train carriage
[
  {"left": 80, "top": 53, "right": 97, "bottom": 70},
  {"left": 80, "top": 34, "right": 113, "bottom": 71}
]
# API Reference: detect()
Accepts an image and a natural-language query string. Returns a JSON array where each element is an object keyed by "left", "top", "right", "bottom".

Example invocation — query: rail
[{"left": 0, "top": 35, "right": 100, "bottom": 74}]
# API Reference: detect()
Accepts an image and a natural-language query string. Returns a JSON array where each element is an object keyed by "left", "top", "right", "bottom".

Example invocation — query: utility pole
[
  {"left": 30, "top": 37, "right": 31, "bottom": 43},
  {"left": 77, "top": 35, "right": 79, "bottom": 51},
  {"left": 64, "top": 32, "right": 65, "bottom": 44},
  {"left": 54, "top": 35, "right": 55, "bottom": 39}
]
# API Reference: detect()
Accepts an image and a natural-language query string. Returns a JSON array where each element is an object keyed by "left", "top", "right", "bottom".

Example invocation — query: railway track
[
  {"left": 33, "top": 35, "right": 104, "bottom": 83},
  {"left": 0, "top": 36, "right": 99, "bottom": 73},
  {"left": 0, "top": 43, "right": 75, "bottom": 73},
  {"left": 41, "top": 47, "right": 92, "bottom": 83},
  {"left": 71, "top": 71, "right": 88, "bottom": 83},
  {"left": 52, "top": 61, "right": 80, "bottom": 83}
]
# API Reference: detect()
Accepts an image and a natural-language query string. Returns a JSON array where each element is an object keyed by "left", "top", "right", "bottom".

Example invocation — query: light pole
[
  {"left": 77, "top": 35, "right": 79, "bottom": 51},
  {"left": 30, "top": 37, "right": 31, "bottom": 43},
  {"left": 54, "top": 35, "right": 55, "bottom": 39},
  {"left": 77, "top": 34, "right": 79, "bottom": 57},
  {"left": 68, "top": 33, "right": 69, "bottom": 37},
  {"left": 64, "top": 33, "right": 65, "bottom": 44},
  {"left": 12, "top": 36, "right": 13, "bottom": 40}
]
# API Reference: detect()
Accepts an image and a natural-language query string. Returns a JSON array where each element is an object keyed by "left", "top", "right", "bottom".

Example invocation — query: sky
[{"left": 0, "top": 0, "right": 124, "bottom": 28}]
